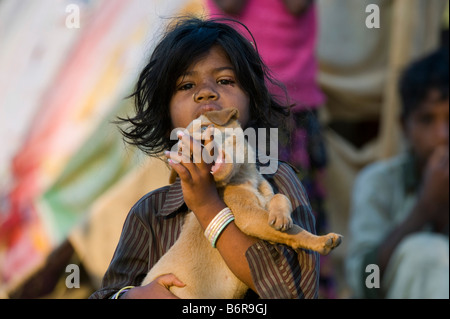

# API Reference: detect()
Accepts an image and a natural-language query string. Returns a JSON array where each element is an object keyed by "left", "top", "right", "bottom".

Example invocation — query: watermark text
[
  {"left": 366, "top": 4, "right": 380, "bottom": 29},
  {"left": 65, "top": 264, "right": 80, "bottom": 289},
  {"left": 365, "top": 264, "right": 380, "bottom": 289},
  {"left": 169, "top": 121, "right": 278, "bottom": 175},
  {"left": 66, "top": 4, "right": 81, "bottom": 29}
]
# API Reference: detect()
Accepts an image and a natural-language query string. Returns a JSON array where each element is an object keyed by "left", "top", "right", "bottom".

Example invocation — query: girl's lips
[{"left": 195, "top": 104, "right": 222, "bottom": 119}]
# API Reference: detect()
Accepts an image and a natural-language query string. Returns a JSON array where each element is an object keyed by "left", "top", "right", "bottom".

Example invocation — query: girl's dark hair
[
  {"left": 399, "top": 47, "right": 449, "bottom": 120},
  {"left": 118, "top": 17, "right": 290, "bottom": 157}
]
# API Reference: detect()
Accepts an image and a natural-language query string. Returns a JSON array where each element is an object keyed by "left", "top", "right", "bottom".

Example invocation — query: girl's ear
[
  {"left": 169, "top": 168, "right": 178, "bottom": 184},
  {"left": 205, "top": 108, "right": 240, "bottom": 126}
]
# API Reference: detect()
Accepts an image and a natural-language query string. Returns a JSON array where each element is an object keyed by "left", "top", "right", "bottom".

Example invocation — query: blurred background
[{"left": 0, "top": 0, "right": 448, "bottom": 299}]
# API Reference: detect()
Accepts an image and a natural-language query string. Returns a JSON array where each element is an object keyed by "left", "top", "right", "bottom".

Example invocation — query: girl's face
[{"left": 170, "top": 45, "right": 250, "bottom": 129}]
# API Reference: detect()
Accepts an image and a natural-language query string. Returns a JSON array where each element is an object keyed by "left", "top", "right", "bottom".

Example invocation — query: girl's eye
[
  {"left": 178, "top": 83, "right": 194, "bottom": 91},
  {"left": 218, "top": 79, "right": 235, "bottom": 85}
]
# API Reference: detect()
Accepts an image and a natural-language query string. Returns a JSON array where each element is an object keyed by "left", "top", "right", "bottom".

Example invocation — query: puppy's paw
[
  {"left": 267, "top": 194, "right": 293, "bottom": 232},
  {"left": 268, "top": 212, "right": 293, "bottom": 232},
  {"left": 317, "top": 233, "right": 342, "bottom": 255}
]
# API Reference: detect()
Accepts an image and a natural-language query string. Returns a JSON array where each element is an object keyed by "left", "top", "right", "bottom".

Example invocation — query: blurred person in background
[
  {"left": 207, "top": 0, "right": 334, "bottom": 298},
  {"left": 346, "top": 48, "right": 449, "bottom": 299}
]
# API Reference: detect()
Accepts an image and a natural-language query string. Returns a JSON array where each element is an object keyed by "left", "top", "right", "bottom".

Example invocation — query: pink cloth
[{"left": 207, "top": 0, "right": 325, "bottom": 110}]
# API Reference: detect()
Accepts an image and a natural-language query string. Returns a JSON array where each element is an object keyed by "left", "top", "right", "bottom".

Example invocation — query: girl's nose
[{"left": 194, "top": 85, "right": 218, "bottom": 102}]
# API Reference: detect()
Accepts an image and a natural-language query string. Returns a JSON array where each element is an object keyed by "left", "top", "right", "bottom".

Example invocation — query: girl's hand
[
  {"left": 165, "top": 128, "right": 226, "bottom": 224},
  {"left": 120, "top": 274, "right": 185, "bottom": 299},
  {"left": 165, "top": 127, "right": 258, "bottom": 293}
]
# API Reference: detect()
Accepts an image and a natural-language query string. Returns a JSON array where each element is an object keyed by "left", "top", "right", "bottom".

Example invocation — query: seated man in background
[{"left": 346, "top": 48, "right": 449, "bottom": 299}]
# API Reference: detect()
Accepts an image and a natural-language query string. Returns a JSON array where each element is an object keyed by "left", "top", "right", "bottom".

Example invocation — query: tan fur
[{"left": 141, "top": 108, "right": 342, "bottom": 298}]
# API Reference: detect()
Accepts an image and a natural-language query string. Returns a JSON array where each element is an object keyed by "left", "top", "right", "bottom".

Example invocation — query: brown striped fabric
[{"left": 89, "top": 161, "right": 319, "bottom": 299}]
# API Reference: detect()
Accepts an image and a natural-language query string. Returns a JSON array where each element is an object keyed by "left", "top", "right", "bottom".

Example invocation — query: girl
[
  {"left": 89, "top": 17, "right": 319, "bottom": 299},
  {"left": 207, "top": 1, "right": 333, "bottom": 297}
]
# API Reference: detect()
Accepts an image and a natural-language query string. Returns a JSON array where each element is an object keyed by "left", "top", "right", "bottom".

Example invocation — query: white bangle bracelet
[
  {"left": 204, "top": 207, "right": 235, "bottom": 248},
  {"left": 111, "top": 286, "right": 135, "bottom": 299}
]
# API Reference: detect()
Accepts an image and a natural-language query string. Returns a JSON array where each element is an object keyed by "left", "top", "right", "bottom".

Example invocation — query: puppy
[{"left": 141, "top": 108, "right": 341, "bottom": 298}]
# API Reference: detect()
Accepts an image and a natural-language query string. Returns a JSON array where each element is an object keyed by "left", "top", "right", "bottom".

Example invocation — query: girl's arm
[{"left": 196, "top": 203, "right": 318, "bottom": 298}]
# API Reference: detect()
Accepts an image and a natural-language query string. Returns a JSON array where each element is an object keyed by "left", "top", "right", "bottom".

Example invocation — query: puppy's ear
[
  {"left": 205, "top": 108, "right": 240, "bottom": 126},
  {"left": 169, "top": 168, "right": 178, "bottom": 184}
]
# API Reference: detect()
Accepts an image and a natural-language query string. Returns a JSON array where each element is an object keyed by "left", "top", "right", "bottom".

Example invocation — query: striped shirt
[{"left": 89, "top": 161, "right": 319, "bottom": 299}]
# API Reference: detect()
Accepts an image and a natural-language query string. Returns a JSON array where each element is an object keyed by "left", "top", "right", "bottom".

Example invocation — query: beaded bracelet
[
  {"left": 110, "top": 286, "right": 135, "bottom": 299},
  {"left": 204, "top": 207, "right": 235, "bottom": 248}
]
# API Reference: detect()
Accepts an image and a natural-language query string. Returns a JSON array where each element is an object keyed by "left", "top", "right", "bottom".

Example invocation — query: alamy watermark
[
  {"left": 169, "top": 120, "right": 279, "bottom": 175},
  {"left": 65, "top": 264, "right": 80, "bottom": 289},
  {"left": 64, "top": 3, "right": 381, "bottom": 30},
  {"left": 66, "top": 4, "right": 81, "bottom": 29},
  {"left": 365, "top": 264, "right": 380, "bottom": 289},
  {"left": 366, "top": 4, "right": 380, "bottom": 29}
]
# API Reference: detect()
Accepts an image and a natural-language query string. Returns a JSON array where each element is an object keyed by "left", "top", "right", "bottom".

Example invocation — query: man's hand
[
  {"left": 421, "top": 145, "right": 449, "bottom": 203},
  {"left": 120, "top": 274, "right": 185, "bottom": 299},
  {"left": 416, "top": 145, "right": 449, "bottom": 231}
]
